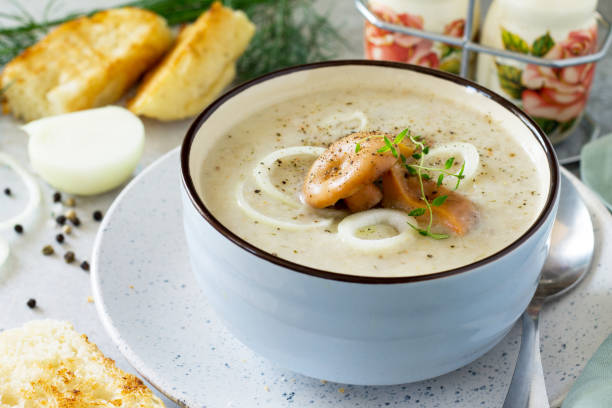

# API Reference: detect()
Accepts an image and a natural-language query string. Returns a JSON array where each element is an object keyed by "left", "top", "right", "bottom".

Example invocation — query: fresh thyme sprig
[
  {"left": 376, "top": 128, "right": 466, "bottom": 240},
  {"left": 0, "top": 0, "right": 347, "bottom": 81}
]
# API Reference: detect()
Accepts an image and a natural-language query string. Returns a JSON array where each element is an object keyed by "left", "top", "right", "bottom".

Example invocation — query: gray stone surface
[{"left": 0, "top": 1, "right": 610, "bottom": 406}]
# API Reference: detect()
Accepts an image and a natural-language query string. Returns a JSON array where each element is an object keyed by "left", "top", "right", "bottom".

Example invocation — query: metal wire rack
[{"left": 355, "top": 0, "right": 612, "bottom": 165}]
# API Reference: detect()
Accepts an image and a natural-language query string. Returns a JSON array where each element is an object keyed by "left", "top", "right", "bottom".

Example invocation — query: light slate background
[{"left": 0, "top": 1, "right": 610, "bottom": 406}]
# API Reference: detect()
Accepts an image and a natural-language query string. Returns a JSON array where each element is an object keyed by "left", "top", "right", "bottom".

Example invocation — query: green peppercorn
[
  {"left": 64, "top": 251, "right": 75, "bottom": 263},
  {"left": 42, "top": 245, "right": 54, "bottom": 256}
]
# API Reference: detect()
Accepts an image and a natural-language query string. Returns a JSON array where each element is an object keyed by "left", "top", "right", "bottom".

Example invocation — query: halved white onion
[
  {"left": 337, "top": 209, "right": 415, "bottom": 252},
  {"left": 322, "top": 111, "right": 368, "bottom": 133},
  {"left": 425, "top": 142, "right": 479, "bottom": 186},
  {"left": 236, "top": 182, "right": 335, "bottom": 230},
  {"left": 0, "top": 152, "right": 41, "bottom": 230},
  {"left": 24, "top": 106, "right": 144, "bottom": 195},
  {"left": 253, "top": 146, "right": 326, "bottom": 207}
]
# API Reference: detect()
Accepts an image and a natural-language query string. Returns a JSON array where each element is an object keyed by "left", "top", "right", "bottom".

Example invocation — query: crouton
[
  {"left": 127, "top": 2, "right": 255, "bottom": 120},
  {"left": 0, "top": 8, "right": 173, "bottom": 122}
]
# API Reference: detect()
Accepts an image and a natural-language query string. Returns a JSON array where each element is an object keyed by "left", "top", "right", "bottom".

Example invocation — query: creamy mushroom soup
[{"left": 199, "top": 88, "right": 547, "bottom": 277}]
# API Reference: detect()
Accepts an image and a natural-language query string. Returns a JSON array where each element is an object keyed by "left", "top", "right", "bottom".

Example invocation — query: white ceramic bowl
[{"left": 180, "top": 61, "right": 560, "bottom": 385}]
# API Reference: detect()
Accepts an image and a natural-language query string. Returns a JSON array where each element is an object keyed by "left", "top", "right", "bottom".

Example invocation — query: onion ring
[
  {"left": 337, "top": 209, "right": 416, "bottom": 252},
  {"left": 237, "top": 182, "right": 335, "bottom": 231},
  {"left": 0, "top": 152, "right": 41, "bottom": 230},
  {"left": 254, "top": 146, "right": 326, "bottom": 207},
  {"left": 425, "top": 142, "right": 480, "bottom": 186}
]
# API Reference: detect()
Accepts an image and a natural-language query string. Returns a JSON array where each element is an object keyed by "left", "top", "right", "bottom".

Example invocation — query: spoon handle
[
  {"left": 529, "top": 320, "right": 550, "bottom": 408},
  {"left": 502, "top": 312, "right": 549, "bottom": 408}
]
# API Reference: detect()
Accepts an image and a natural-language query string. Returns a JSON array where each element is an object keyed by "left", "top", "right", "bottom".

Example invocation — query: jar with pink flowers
[
  {"left": 477, "top": 0, "right": 599, "bottom": 143},
  {"left": 364, "top": 0, "right": 480, "bottom": 74}
]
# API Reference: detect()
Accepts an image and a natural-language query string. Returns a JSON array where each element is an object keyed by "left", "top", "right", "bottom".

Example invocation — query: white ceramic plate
[{"left": 92, "top": 148, "right": 612, "bottom": 407}]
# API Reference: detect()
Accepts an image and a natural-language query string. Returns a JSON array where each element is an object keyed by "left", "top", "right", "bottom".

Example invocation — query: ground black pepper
[
  {"left": 93, "top": 210, "right": 103, "bottom": 221},
  {"left": 26, "top": 298, "right": 36, "bottom": 308},
  {"left": 14, "top": 224, "right": 23, "bottom": 233},
  {"left": 64, "top": 251, "right": 75, "bottom": 263}
]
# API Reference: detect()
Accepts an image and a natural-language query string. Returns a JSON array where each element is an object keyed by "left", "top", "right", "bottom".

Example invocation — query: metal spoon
[{"left": 503, "top": 172, "right": 595, "bottom": 408}]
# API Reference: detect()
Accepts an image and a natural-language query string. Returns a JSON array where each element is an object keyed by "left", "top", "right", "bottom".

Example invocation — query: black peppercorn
[
  {"left": 70, "top": 216, "right": 81, "bottom": 227},
  {"left": 80, "top": 261, "right": 90, "bottom": 271},
  {"left": 93, "top": 210, "right": 103, "bottom": 221},
  {"left": 64, "top": 251, "right": 75, "bottom": 264},
  {"left": 14, "top": 224, "right": 23, "bottom": 234},
  {"left": 56, "top": 215, "right": 67, "bottom": 225},
  {"left": 27, "top": 298, "right": 36, "bottom": 308},
  {"left": 4, "top": 187, "right": 11, "bottom": 196},
  {"left": 53, "top": 192, "right": 62, "bottom": 203},
  {"left": 55, "top": 233, "right": 64, "bottom": 244}
]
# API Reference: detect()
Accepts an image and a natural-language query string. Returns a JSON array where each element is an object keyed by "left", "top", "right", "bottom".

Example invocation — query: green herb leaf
[
  {"left": 423, "top": 146, "right": 430, "bottom": 155},
  {"left": 405, "top": 165, "right": 417, "bottom": 175},
  {"left": 400, "top": 154, "right": 407, "bottom": 164},
  {"left": 501, "top": 27, "right": 530, "bottom": 54},
  {"left": 454, "top": 162, "right": 466, "bottom": 190},
  {"left": 409, "top": 208, "right": 426, "bottom": 217},
  {"left": 394, "top": 128, "right": 408, "bottom": 144},
  {"left": 377, "top": 145, "right": 391, "bottom": 153},
  {"left": 382, "top": 135, "right": 398, "bottom": 158},
  {"left": 444, "top": 157, "right": 455, "bottom": 169},
  {"left": 427, "top": 232, "right": 449, "bottom": 240},
  {"left": 412, "top": 153, "right": 422, "bottom": 160},
  {"left": 437, "top": 174, "right": 444, "bottom": 187},
  {"left": 531, "top": 32, "right": 555, "bottom": 57},
  {"left": 422, "top": 173, "right": 431, "bottom": 180},
  {"left": 355, "top": 143, "right": 361, "bottom": 153},
  {"left": 431, "top": 195, "right": 448, "bottom": 207},
  {"left": 495, "top": 63, "right": 526, "bottom": 100}
]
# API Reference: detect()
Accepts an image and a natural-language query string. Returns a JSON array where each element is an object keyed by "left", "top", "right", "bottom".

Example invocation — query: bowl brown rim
[{"left": 180, "top": 60, "right": 560, "bottom": 284}]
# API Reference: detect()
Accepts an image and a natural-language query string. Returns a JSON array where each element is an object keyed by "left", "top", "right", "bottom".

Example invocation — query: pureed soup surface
[{"left": 200, "top": 87, "right": 548, "bottom": 277}]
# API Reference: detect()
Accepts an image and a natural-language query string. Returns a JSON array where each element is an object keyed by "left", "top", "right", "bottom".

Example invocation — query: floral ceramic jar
[
  {"left": 477, "top": 0, "right": 598, "bottom": 143},
  {"left": 365, "top": 0, "right": 480, "bottom": 74}
]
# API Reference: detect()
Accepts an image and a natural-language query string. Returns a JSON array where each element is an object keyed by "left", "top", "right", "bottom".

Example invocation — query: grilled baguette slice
[
  {"left": 0, "top": 8, "right": 173, "bottom": 122},
  {"left": 127, "top": 2, "right": 255, "bottom": 121},
  {"left": 0, "top": 320, "right": 165, "bottom": 407}
]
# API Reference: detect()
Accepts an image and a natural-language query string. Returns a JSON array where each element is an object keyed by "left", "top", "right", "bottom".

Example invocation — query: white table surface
[{"left": 1, "top": 1, "right": 611, "bottom": 406}]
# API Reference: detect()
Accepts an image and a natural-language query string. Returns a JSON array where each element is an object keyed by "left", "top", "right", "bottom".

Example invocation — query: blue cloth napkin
[
  {"left": 581, "top": 133, "right": 612, "bottom": 210},
  {"left": 562, "top": 333, "right": 612, "bottom": 407}
]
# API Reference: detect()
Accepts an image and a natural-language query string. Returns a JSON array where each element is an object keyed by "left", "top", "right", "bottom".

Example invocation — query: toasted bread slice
[
  {"left": 0, "top": 8, "right": 173, "bottom": 122},
  {"left": 127, "top": 2, "right": 255, "bottom": 120},
  {"left": 0, "top": 320, "right": 165, "bottom": 407}
]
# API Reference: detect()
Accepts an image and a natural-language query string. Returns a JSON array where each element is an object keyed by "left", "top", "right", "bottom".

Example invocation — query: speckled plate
[{"left": 92, "top": 148, "right": 612, "bottom": 407}]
